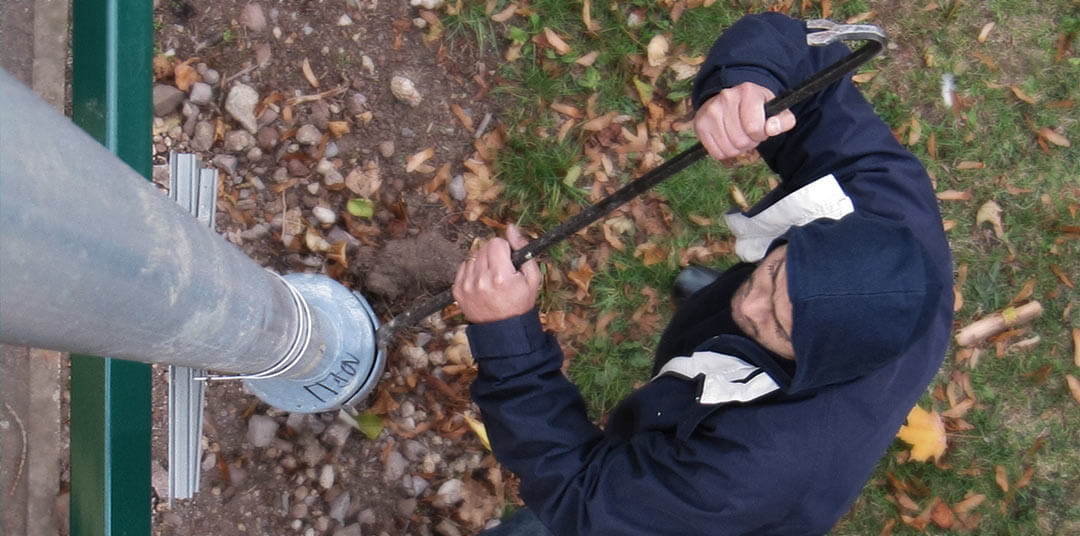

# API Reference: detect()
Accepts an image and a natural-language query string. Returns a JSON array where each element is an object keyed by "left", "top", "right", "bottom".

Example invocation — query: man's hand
[
  {"left": 453, "top": 224, "right": 542, "bottom": 324},
  {"left": 694, "top": 82, "right": 797, "bottom": 161}
]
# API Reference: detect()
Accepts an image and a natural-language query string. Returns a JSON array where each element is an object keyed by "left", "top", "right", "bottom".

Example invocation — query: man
[{"left": 453, "top": 13, "right": 953, "bottom": 535}]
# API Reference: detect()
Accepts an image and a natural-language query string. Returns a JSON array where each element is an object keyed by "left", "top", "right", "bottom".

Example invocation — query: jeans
[{"left": 478, "top": 508, "right": 554, "bottom": 536}]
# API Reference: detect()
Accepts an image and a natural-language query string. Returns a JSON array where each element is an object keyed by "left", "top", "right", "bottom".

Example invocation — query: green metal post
[{"left": 70, "top": 0, "right": 153, "bottom": 534}]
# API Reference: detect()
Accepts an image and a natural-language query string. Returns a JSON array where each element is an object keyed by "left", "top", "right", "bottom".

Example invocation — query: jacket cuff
[{"left": 466, "top": 307, "right": 547, "bottom": 359}]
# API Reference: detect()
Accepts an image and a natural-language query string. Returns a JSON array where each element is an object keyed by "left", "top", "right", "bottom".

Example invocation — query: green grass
[{"left": 447, "top": 0, "right": 1080, "bottom": 532}]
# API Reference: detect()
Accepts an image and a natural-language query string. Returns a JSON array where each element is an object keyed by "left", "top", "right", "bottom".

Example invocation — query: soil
[{"left": 150, "top": 0, "right": 519, "bottom": 534}]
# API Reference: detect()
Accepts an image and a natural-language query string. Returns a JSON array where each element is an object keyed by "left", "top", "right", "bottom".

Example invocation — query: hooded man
[{"left": 452, "top": 13, "right": 953, "bottom": 536}]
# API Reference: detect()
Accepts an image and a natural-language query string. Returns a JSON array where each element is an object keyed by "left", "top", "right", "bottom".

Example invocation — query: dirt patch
[{"left": 150, "top": 0, "right": 517, "bottom": 534}]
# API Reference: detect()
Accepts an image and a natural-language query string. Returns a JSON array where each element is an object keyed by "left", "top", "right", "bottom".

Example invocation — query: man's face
[{"left": 730, "top": 245, "right": 796, "bottom": 360}]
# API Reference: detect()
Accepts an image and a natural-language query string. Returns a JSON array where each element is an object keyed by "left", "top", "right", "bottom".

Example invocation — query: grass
[{"left": 446, "top": 0, "right": 1080, "bottom": 532}]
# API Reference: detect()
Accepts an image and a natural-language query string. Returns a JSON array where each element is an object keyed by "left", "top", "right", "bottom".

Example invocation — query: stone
[
  {"left": 434, "top": 519, "right": 462, "bottom": 536},
  {"left": 314, "top": 158, "right": 335, "bottom": 176},
  {"left": 287, "top": 159, "right": 310, "bottom": 177},
  {"left": 324, "top": 141, "right": 339, "bottom": 159},
  {"left": 448, "top": 174, "right": 466, "bottom": 201},
  {"left": 289, "top": 501, "right": 308, "bottom": 519},
  {"left": 318, "top": 464, "right": 335, "bottom": 489},
  {"left": 383, "top": 450, "right": 407, "bottom": 482},
  {"left": 253, "top": 43, "right": 272, "bottom": 68},
  {"left": 347, "top": 93, "right": 368, "bottom": 115},
  {"left": 257, "top": 126, "right": 280, "bottom": 150},
  {"left": 310, "top": 101, "right": 330, "bottom": 130},
  {"left": 337, "top": 14, "right": 353, "bottom": 26},
  {"left": 153, "top": 84, "right": 186, "bottom": 116},
  {"left": 312, "top": 206, "right": 336, "bottom": 225},
  {"left": 328, "top": 490, "right": 351, "bottom": 522},
  {"left": 181, "top": 101, "right": 199, "bottom": 118},
  {"left": 224, "top": 130, "right": 257, "bottom": 152},
  {"left": 225, "top": 83, "right": 260, "bottom": 133},
  {"left": 191, "top": 121, "right": 215, "bottom": 152},
  {"left": 203, "top": 69, "right": 221, "bottom": 86},
  {"left": 188, "top": 82, "right": 213, "bottom": 105},
  {"left": 432, "top": 478, "right": 463, "bottom": 507},
  {"left": 247, "top": 415, "right": 278, "bottom": 448},
  {"left": 211, "top": 154, "right": 239, "bottom": 176},
  {"left": 239, "top": 3, "right": 267, "bottom": 32},
  {"left": 323, "top": 171, "right": 344, "bottom": 188},
  {"left": 246, "top": 147, "right": 264, "bottom": 162},
  {"left": 378, "top": 141, "right": 395, "bottom": 158},
  {"left": 296, "top": 124, "right": 322, "bottom": 145},
  {"left": 403, "top": 474, "right": 429, "bottom": 497},
  {"left": 390, "top": 76, "right": 422, "bottom": 107},
  {"left": 333, "top": 524, "right": 363, "bottom": 536}
]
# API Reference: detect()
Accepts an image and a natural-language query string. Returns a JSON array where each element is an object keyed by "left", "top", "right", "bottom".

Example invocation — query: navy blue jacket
[{"left": 467, "top": 14, "right": 953, "bottom": 535}]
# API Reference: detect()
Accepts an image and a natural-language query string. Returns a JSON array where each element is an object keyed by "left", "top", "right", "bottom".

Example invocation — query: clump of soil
[{"left": 361, "top": 231, "right": 466, "bottom": 301}]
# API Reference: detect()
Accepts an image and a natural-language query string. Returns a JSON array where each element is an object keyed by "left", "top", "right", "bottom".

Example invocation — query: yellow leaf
[
  {"left": 647, "top": 34, "right": 669, "bottom": 67},
  {"left": 634, "top": 241, "right": 666, "bottom": 266},
  {"left": 463, "top": 413, "right": 492, "bottom": 451},
  {"left": 976, "top": 200, "right": 1005, "bottom": 239},
  {"left": 896, "top": 405, "right": 948, "bottom": 462}
]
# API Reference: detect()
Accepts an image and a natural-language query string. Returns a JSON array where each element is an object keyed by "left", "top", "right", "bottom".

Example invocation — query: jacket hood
[{"left": 780, "top": 213, "right": 945, "bottom": 393}]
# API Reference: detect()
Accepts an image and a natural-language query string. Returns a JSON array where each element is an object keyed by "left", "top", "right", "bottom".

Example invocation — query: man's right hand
[{"left": 693, "top": 82, "right": 797, "bottom": 161}]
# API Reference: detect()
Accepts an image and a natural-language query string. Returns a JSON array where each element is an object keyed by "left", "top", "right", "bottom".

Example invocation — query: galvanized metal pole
[{"left": 0, "top": 70, "right": 384, "bottom": 413}]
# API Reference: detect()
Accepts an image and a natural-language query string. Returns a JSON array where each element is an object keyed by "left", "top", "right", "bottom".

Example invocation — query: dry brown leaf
[
  {"left": 634, "top": 242, "right": 667, "bottom": 267},
  {"left": 576, "top": 51, "right": 599, "bottom": 66},
  {"left": 931, "top": 499, "right": 955, "bottom": 529},
  {"left": 646, "top": 34, "right": 670, "bottom": 67},
  {"left": 976, "top": 200, "right": 1005, "bottom": 239},
  {"left": 567, "top": 256, "right": 595, "bottom": 295},
  {"left": 326, "top": 241, "right": 348, "bottom": 268},
  {"left": 505, "top": 43, "right": 523, "bottom": 62},
  {"left": 556, "top": 118, "right": 576, "bottom": 143},
  {"left": 345, "top": 161, "right": 382, "bottom": 197},
  {"left": 953, "top": 493, "right": 986, "bottom": 515},
  {"left": 550, "top": 102, "right": 582, "bottom": 118},
  {"left": 1068, "top": 374, "right": 1080, "bottom": 405},
  {"left": 730, "top": 184, "right": 750, "bottom": 211},
  {"left": 847, "top": 10, "right": 877, "bottom": 23},
  {"left": 174, "top": 58, "right": 200, "bottom": 92},
  {"left": 927, "top": 131, "right": 938, "bottom": 159},
  {"left": 941, "top": 398, "right": 975, "bottom": 419},
  {"left": 1010, "top": 278, "right": 1037, "bottom": 305},
  {"left": 601, "top": 216, "right": 633, "bottom": 251},
  {"left": 936, "top": 189, "right": 972, "bottom": 201},
  {"left": 821, "top": 0, "right": 832, "bottom": 18},
  {"left": 1072, "top": 327, "right": 1080, "bottom": 367},
  {"left": 1011, "top": 86, "right": 1037, "bottom": 104},
  {"left": 1015, "top": 466, "right": 1034, "bottom": 490},
  {"left": 908, "top": 116, "right": 922, "bottom": 146},
  {"left": 977, "top": 21, "right": 995, "bottom": 43},
  {"left": 301, "top": 58, "right": 320, "bottom": 88},
  {"left": 543, "top": 28, "right": 571, "bottom": 55},
  {"left": 582, "top": 111, "right": 616, "bottom": 131},
  {"left": 852, "top": 70, "right": 878, "bottom": 84},
  {"left": 490, "top": 3, "right": 517, "bottom": 22},
  {"left": 1039, "top": 127, "right": 1071, "bottom": 147},
  {"left": 581, "top": 0, "right": 599, "bottom": 31},
  {"left": 450, "top": 103, "right": 474, "bottom": 130},
  {"left": 877, "top": 518, "right": 896, "bottom": 536},
  {"left": 995, "top": 465, "right": 1009, "bottom": 492},
  {"left": 457, "top": 477, "right": 500, "bottom": 529},
  {"left": 1050, "top": 264, "right": 1075, "bottom": 288},
  {"left": 153, "top": 54, "right": 173, "bottom": 81},
  {"left": 956, "top": 161, "right": 986, "bottom": 170},
  {"left": 405, "top": 147, "right": 436, "bottom": 173}
]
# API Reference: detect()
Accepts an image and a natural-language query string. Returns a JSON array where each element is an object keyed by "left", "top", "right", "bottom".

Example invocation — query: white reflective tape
[{"left": 656, "top": 351, "right": 780, "bottom": 404}]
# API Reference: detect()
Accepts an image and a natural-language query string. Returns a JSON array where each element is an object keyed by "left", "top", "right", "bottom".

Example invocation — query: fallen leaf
[
  {"left": 301, "top": 58, "right": 320, "bottom": 88},
  {"left": 173, "top": 58, "right": 200, "bottom": 92},
  {"left": 937, "top": 189, "right": 972, "bottom": 201},
  {"left": 326, "top": 241, "right": 348, "bottom": 268},
  {"left": 634, "top": 241, "right": 667, "bottom": 266},
  {"left": 581, "top": 0, "right": 599, "bottom": 31},
  {"left": 852, "top": 70, "right": 878, "bottom": 83},
  {"left": 567, "top": 256, "right": 595, "bottom": 295},
  {"left": 463, "top": 413, "right": 491, "bottom": 451},
  {"left": 977, "top": 21, "right": 995, "bottom": 43},
  {"left": 353, "top": 412, "right": 384, "bottom": 440},
  {"left": 1011, "top": 86, "right": 1037, "bottom": 104},
  {"left": 730, "top": 184, "right": 749, "bottom": 210},
  {"left": 582, "top": 111, "right": 616, "bottom": 131},
  {"left": 1072, "top": 328, "right": 1079, "bottom": 367},
  {"left": 647, "top": 34, "right": 669, "bottom": 67},
  {"left": 550, "top": 102, "right": 582, "bottom": 118},
  {"left": 952, "top": 493, "right": 986, "bottom": 515},
  {"left": 1010, "top": 278, "right": 1037, "bottom": 305},
  {"left": 1015, "top": 466, "right": 1034, "bottom": 490},
  {"left": 346, "top": 198, "right": 374, "bottom": 218},
  {"left": 896, "top": 405, "right": 948, "bottom": 462},
  {"left": 1050, "top": 265, "right": 1075, "bottom": 288},
  {"left": 1067, "top": 374, "right": 1080, "bottom": 405},
  {"left": 490, "top": 3, "right": 516, "bottom": 22},
  {"left": 956, "top": 161, "right": 986, "bottom": 170},
  {"left": 542, "top": 27, "right": 571, "bottom": 55},
  {"left": 1039, "top": 127, "right": 1071, "bottom": 147},
  {"left": 153, "top": 54, "right": 172, "bottom": 81},
  {"left": 575, "top": 50, "right": 599, "bottom": 66},
  {"left": 345, "top": 161, "right": 382, "bottom": 197},
  {"left": 931, "top": 499, "right": 955, "bottom": 529},
  {"left": 908, "top": 116, "right": 922, "bottom": 146},
  {"left": 405, "top": 147, "right": 436, "bottom": 173},
  {"left": 995, "top": 465, "right": 1009, "bottom": 492},
  {"left": 976, "top": 200, "right": 1006, "bottom": 239},
  {"left": 941, "top": 398, "right": 975, "bottom": 419}
]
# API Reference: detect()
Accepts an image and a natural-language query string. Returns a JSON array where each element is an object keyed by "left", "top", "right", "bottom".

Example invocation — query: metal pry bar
[{"left": 805, "top": 19, "right": 888, "bottom": 47}]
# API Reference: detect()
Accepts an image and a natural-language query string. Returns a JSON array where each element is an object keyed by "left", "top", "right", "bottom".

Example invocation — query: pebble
[
  {"left": 323, "top": 171, "right": 344, "bottom": 188},
  {"left": 257, "top": 126, "right": 280, "bottom": 150},
  {"left": 202, "top": 451, "right": 217, "bottom": 471},
  {"left": 254, "top": 43, "right": 273, "bottom": 68},
  {"left": 310, "top": 101, "right": 331, "bottom": 129},
  {"left": 328, "top": 490, "right": 351, "bottom": 522},
  {"left": 383, "top": 450, "right": 407, "bottom": 482},
  {"left": 153, "top": 84, "right": 186, "bottom": 116},
  {"left": 413, "top": 17, "right": 427, "bottom": 29},
  {"left": 211, "top": 154, "right": 239, "bottom": 176},
  {"left": 337, "top": 14, "right": 353, "bottom": 26},
  {"left": 272, "top": 167, "right": 290, "bottom": 183},
  {"left": 403, "top": 474, "right": 429, "bottom": 497},
  {"left": 239, "top": 3, "right": 267, "bottom": 33},
  {"left": 203, "top": 68, "right": 221, "bottom": 86},
  {"left": 322, "top": 420, "right": 352, "bottom": 447},
  {"left": 303, "top": 25, "right": 314, "bottom": 36},
  {"left": 314, "top": 158, "right": 335, "bottom": 176},
  {"left": 399, "top": 401, "right": 416, "bottom": 418},
  {"left": 401, "top": 345, "right": 428, "bottom": 368},
  {"left": 246, "top": 147, "right": 264, "bottom": 162},
  {"left": 226, "top": 84, "right": 260, "bottom": 133},
  {"left": 378, "top": 141, "right": 395, "bottom": 158},
  {"left": 189, "top": 82, "right": 213, "bottom": 105},
  {"left": 324, "top": 141, "right": 339, "bottom": 159},
  {"left": 287, "top": 160, "right": 310, "bottom": 177},
  {"left": 361, "top": 56, "right": 375, "bottom": 75},
  {"left": 296, "top": 124, "right": 323, "bottom": 145},
  {"left": 181, "top": 101, "right": 199, "bottom": 118},
  {"left": 307, "top": 183, "right": 321, "bottom": 195},
  {"left": 435, "top": 520, "right": 463, "bottom": 536},
  {"left": 397, "top": 498, "right": 418, "bottom": 517},
  {"left": 319, "top": 464, "right": 335, "bottom": 489},
  {"left": 347, "top": 93, "right": 368, "bottom": 115},
  {"left": 403, "top": 440, "right": 427, "bottom": 461},
  {"left": 433, "top": 478, "right": 463, "bottom": 507},
  {"left": 390, "top": 76, "right": 422, "bottom": 107},
  {"left": 334, "top": 524, "right": 363, "bottom": 536},
  {"left": 240, "top": 223, "right": 270, "bottom": 240},
  {"left": 192, "top": 121, "right": 215, "bottom": 151},
  {"left": 448, "top": 174, "right": 467, "bottom": 201},
  {"left": 224, "top": 130, "right": 257, "bottom": 152},
  {"left": 247, "top": 414, "right": 278, "bottom": 448},
  {"left": 314, "top": 517, "right": 331, "bottom": 533},
  {"left": 312, "top": 206, "right": 336, "bottom": 225},
  {"left": 280, "top": 454, "right": 298, "bottom": 471}
]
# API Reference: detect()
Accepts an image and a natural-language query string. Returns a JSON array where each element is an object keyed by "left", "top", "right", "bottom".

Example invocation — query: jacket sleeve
[
  {"left": 468, "top": 309, "right": 816, "bottom": 535},
  {"left": 692, "top": 13, "right": 947, "bottom": 255}
]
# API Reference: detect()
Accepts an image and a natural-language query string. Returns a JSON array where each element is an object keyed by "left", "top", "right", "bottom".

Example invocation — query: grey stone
[
  {"left": 433, "top": 478, "right": 463, "bottom": 507},
  {"left": 289, "top": 501, "right": 308, "bottom": 519},
  {"left": 181, "top": 101, "right": 199, "bottom": 118},
  {"left": 322, "top": 421, "right": 352, "bottom": 447},
  {"left": 253, "top": 43, "right": 272, "bottom": 68},
  {"left": 272, "top": 167, "right": 290, "bottom": 183},
  {"left": 153, "top": 84, "right": 186, "bottom": 116},
  {"left": 240, "top": 223, "right": 271, "bottom": 240},
  {"left": 318, "top": 464, "right": 335, "bottom": 490},
  {"left": 225, "top": 84, "right": 260, "bottom": 133},
  {"left": 324, "top": 141, "right": 340, "bottom": 159},
  {"left": 211, "top": 154, "right": 239, "bottom": 175},
  {"left": 328, "top": 490, "right": 351, "bottom": 522},
  {"left": 247, "top": 415, "right": 279, "bottom": 448},
  {"left": 296, "top": 124, "right": 323, "bottom": 145},
  {"left": 310, "top": 100, "right": 331, "bottom": 129},
  {"left": 314, "top": 158, "right": 335, "bottom": 176},
  {"left": 257, "top": 106, "right": 279, "bottom": 127},
  {"left": 378, "top": 141, "right": 394, "bottom": 158},
  {"left": 224, "top": 130, "right": 257, "bottom": 152},
  {"left": 323, "top": 170, "right": 344, "bottom": 188},
  {"left": 347, "top": 93, "right": 368, "bottom": 115},
  {"left": 189, "top": 82, "right": 213, "bottom": 105},
  {"left": 203, "top": 68, "right": 221, "bottom": 86},
  {"left": 448, "top": 174, "right": 466, "bottom": 201},
  {"left": 435, "top": 519, "right": 463, "bottom": 536},
  {"left": 239, "top": 3, "right": 267, "bottom": 32},
  {"left": 191, "top": 121, "right": 215, "bottom": 152},
  {"left": 313, "top": 206, "right": 336, "bottom": 226},
  {"left": 333, "top": 524, "right": 363, "bottom": 536},
  {"left": 287, "top": 159, "right": 310, "bottom": 177},
  {"left": 246, "top": 147, "right": 264, "bottom": 162},
  {"left": 383, "top": 450, "right": 407, "bottom": 482}
]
